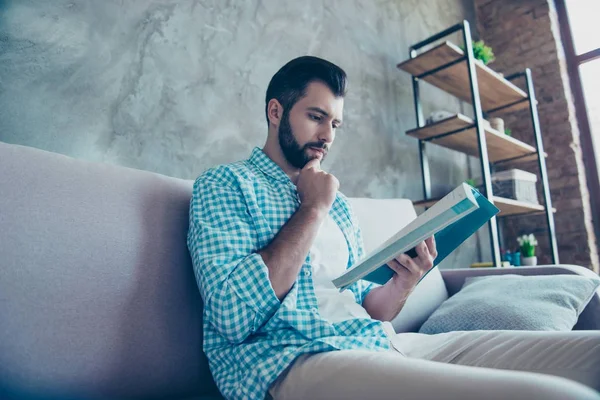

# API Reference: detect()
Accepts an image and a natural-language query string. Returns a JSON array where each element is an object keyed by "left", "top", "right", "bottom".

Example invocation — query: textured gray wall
[{"left": 0, "top": 0, "right": 487, "bottom": 268}]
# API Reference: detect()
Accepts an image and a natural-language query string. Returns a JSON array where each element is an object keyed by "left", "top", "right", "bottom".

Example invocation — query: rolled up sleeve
[{"left": 187, "top": 175, "right": 280, "bottom": 344}]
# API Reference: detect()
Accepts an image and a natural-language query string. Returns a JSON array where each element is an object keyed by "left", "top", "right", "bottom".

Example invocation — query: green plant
[
  {"left": 517, "top": 234, "right": 538, "bottom": 257},
  {"left": 472, "top": 40, "right": 495, "bottom": 65},
  {"left": 504, "top": 128, "right": 512, "bottom": 136},
  {"left": 460, "top": 40, "right": 495, "bottom": 65}
]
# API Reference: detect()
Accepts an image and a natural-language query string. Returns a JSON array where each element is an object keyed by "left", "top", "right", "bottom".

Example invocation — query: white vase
[{"left": 522, "top": 256, "right": 537, "bottom": 266}]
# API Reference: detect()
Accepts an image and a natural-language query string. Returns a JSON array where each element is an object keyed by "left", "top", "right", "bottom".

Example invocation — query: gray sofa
[{"left": 1, "top": 141, "right": 599, "bottom": 400}]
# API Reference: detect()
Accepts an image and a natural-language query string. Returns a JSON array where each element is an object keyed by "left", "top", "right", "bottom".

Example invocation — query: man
[{"left": 187, "top": 56, "right": 600, "bottom": 400}]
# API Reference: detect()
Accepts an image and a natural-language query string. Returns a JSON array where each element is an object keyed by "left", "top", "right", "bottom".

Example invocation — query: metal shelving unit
[{"left": 397, "top": 20, "right": 559, "bottom": 267}]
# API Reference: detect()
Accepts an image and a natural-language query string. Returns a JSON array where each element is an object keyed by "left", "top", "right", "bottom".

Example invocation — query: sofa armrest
[
  {"left": 441, "top": 265, "right": 598, "bottom": 295},
  {"left": 440, "top": 265, "right": 600, "bottom": 330}
]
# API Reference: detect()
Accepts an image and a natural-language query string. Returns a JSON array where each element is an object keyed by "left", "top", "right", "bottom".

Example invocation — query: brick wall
[{"left": 474, "top": 0, "right": 599, "bottom": 272}]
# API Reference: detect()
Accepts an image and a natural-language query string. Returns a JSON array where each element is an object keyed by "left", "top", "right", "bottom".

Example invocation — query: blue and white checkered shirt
[{"left": 187, "top": 147, "right": 391, "bottom": 400}]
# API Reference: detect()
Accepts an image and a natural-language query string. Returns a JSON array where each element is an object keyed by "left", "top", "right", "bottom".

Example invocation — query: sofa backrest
[
  {"left": 0, "top": 142, "right": 449, "bottom": 399},
  {"left": 349, "top": 198, "right": 449, "bottom": 333},
  {"left": 0, "top": 142, "right": 216, "bottom": 399}
]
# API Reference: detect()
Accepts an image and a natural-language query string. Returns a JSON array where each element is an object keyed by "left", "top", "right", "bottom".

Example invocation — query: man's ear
[{"left": 267, "top": 99, "right": 284, "bottom": 128}]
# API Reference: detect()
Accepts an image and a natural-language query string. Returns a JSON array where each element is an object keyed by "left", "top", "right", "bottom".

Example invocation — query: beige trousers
[{"left": 269, "top": 330, "right": 600, "bottom": 400}]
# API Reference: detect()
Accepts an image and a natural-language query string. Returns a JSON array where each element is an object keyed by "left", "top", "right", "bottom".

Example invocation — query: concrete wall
[{"left": 0, "top": 0, "right": 486, "bottom": 268}]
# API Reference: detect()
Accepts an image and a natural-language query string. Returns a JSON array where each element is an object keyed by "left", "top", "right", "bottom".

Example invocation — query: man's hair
[{"left": 265, "top": 56, "right": 347, "bottom": 125}]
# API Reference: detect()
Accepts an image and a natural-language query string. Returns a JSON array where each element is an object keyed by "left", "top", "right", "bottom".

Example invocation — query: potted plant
[
  {"left": 460, "top": 40, "right": 495, "bottom": 65},
  {"left": 517, "top": 234, "right": 538, "bottom": 266}
]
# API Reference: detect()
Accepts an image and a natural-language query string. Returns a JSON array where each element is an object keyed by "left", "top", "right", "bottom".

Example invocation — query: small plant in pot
[
  {"left": 517, "top": 234, "right": 538, "bottom": 266},
  {"left": 460, "top": 40, "right": 495, "bottom": 65}
]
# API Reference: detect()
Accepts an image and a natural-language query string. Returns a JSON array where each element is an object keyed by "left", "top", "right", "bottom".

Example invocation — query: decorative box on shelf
[{"left": 475, "top": 169, "right": 539, "bottom": 205}]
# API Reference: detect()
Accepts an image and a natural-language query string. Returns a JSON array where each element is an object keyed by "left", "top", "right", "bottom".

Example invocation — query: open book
[{"left": 332, "top": 183, "right": 500, "bottom": 291}]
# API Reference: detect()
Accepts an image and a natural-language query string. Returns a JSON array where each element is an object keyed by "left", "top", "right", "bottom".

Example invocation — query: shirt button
[
  {"left": 311, "top": 307, "right": 318, "bottom": 313},
  {"left": 304, "top": 269, "right": 311, "bottom": 276}
]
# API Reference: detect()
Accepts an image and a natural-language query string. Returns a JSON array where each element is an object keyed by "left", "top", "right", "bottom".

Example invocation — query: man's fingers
[
  {"left": 303, "top": 158, "right": 321, "bottom": 171},
  {"left": 387, "top": 258, "right": 410, "bottom": 274},
  {"left": 425, "top": 236, "right": 438, "bottom": 259},
  {"left": 395, "top": 254, "right": 420, "bottom": 275},
  {"left": 407, "top": 242, "right": 434, "bottom": 273},
  {"left": 425, "top": 236, "right": 434, "bottom": 248},
  {"left": 415, "top": 241, "right": 429, "bottom": 259}
]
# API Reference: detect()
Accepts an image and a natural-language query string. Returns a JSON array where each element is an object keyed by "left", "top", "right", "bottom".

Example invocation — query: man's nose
[{"left": 317, "top": 125, "right": 335, "bottom": 144}]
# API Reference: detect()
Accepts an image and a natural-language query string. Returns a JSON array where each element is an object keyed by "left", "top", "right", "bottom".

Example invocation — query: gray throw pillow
[{"left": 419, "top": 274, "right": 600, "bottom": 334}]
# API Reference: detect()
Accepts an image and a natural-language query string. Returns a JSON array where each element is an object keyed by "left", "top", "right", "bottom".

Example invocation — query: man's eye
[{"left": 309, "top": 114, "right": 321, "bottom": 121}]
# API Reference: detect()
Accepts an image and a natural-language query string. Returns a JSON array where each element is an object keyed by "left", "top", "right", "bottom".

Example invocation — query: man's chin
[
  {"left": 304, "top": 148, "right": 326, "bottom": 163},
  {"left": 285, "top": 149, "right": 326, "bottom": 169}
]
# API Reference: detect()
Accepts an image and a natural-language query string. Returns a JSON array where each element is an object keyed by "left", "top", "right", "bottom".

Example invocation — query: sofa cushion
[
  {"left": 0, "top": 142, "right": 219, "bottom": 399},
  {"left": 419, "top": 274, "right": 600, "bottom": 334},
  {"left": 348, "top": 198, "right": 449, "bottom": 333}
]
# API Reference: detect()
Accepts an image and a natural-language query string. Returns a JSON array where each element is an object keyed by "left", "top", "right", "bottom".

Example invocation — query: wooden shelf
[
  {"left": 406, "top": 113, "right": 545, "bottom": 165},
  {"left": 397, "top": 41, "right": 530, "bottom": 114},
  {"left": 413, "top": 196, "right": 555, "bottom": 217},
  {"left": 492, "top": 197, "right": 548, "bottom": 217}
]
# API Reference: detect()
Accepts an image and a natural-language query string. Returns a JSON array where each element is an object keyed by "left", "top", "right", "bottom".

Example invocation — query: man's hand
[
  {"left": 362, "top": 236, "right": 438, "bottom": 321},
  {"left": 386, "top": 236, "right": 438, "bottom": 294},
  {"left": 296, "top": 158, "right": 339, "bottom": 213}
]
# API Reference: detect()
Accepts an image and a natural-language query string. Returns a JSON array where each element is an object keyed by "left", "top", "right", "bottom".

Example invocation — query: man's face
[{"left": 278, "top": 81, "right": 344, "bottom": 169}]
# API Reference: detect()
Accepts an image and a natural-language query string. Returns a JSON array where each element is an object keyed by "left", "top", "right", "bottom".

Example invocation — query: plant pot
[
  {"left": 522, "top": 256, "right": 537, "bottom": 266},
  {"left": 489, "top": 117, "right": 504, "bottom": 133}
]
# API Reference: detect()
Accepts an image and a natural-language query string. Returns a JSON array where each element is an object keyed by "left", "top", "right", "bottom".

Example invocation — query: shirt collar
[{"left": 248, "top": 147, "right": 291, "bottom": 183}]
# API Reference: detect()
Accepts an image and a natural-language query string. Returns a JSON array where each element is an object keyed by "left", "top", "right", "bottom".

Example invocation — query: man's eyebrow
[{"left": 307, "top": 107, "right": 342, "bottom": 124}]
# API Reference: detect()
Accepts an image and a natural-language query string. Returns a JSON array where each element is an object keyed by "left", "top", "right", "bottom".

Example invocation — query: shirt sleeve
[{"left": 187, "top": 174, "right": 281, "bottom": 344}]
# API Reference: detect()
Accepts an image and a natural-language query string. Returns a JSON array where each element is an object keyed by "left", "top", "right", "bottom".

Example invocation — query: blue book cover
[{"left": 332, "top": 184, "right": 500, "bottom": 290}]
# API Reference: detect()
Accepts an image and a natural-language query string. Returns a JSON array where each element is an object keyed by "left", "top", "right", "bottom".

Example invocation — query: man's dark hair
[{"left": 265, "top": 56, "right": 347, "bottom": 125}]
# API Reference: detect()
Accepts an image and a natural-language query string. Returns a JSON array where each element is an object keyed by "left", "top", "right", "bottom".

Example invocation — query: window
[
  {"left": 557, "top": 0, "right": 600, "bottom": 237},
  {"left": 579, "top": 61, "right": 600, "bottom": 169},
  {"left": 564, "top": 0, "right": 600, "bottom": 55},
  {"left": 565, "top": 0, "right": 600, "bottom": 172}
]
